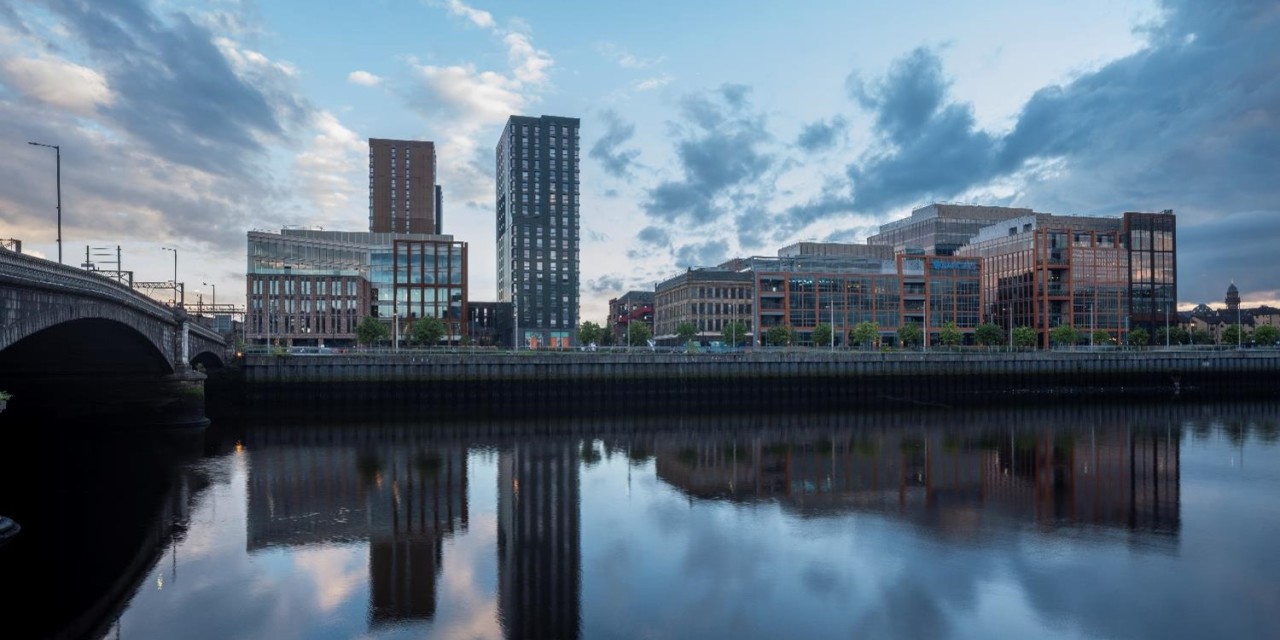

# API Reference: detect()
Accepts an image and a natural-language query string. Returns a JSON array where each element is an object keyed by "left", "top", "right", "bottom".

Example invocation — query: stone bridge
[{"left": 0, "top": 248, "right": 227, "bottom": 426}]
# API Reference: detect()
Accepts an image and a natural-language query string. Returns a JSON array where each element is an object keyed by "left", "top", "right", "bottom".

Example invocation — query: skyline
[{"left": 2, "top": 0, "right": 1277, "bottom": 322}]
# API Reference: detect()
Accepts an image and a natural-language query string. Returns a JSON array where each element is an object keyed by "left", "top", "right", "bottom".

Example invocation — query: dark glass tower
[{"left": 496, "top": 115, "right": 581, "bottom": 348}]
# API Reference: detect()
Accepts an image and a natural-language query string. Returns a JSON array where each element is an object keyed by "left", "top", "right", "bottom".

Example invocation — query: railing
[{"left": 0, "top": 248, "right": 224, "bottom": 346}]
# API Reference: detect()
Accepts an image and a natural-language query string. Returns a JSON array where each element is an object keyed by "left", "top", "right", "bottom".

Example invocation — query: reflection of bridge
[{"left": 0, "top": 248, "right": 226, "bottom": 425}]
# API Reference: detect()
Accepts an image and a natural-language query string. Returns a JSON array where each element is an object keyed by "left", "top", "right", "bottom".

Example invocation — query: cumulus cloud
[
  {"left": 402, "top": 2, "right": 556, "bottom": 209},
  {"left": 635, "top": 74, "right": 672, "bottom": 92},
  {"left": 0, "top": 54, "right": 114, "bottom": 115},
  {"left": 0, "top": 0, "right": 319, "bottom": 253},
  {"left": 773, "top": 0, "right": 1279, "bottom": 306},
  {"left": 346, "top": 70, "right": 382, "bottom": 86},
  {"left": 442, "top": 0, "right": 495, "bottom": 29},
  {"left": 589, "top": 109, "right": 641, "bottom": 180},
  {"left": 795, "top": 116, "right": 847, "bottom": 152},
  {"left": 643, "top": 84, "right": 775, "bottom": 225},
  {"left": 636, "top": 226, "right": 671, "bottom": 248},
  {"left": 674, "top": 239, "right": 730, "bottom": 268},
  {"left": 292, "top": 110, "right": 367, "bottom": 223},
  {"left": 586, "top": 274, "right": 625, "bottom": 296},
  {"left": 595, "top": 42, "right": 664, "bottom": 69}
]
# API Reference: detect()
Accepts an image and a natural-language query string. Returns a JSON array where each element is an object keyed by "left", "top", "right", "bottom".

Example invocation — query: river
[{"left": 2, "top": 401, "right": 1278, "bottom": 639}]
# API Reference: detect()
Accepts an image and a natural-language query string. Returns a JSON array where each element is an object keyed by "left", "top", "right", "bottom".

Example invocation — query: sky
[{"left": 2, "top": 0, "right": 1278, "bottom": 322}]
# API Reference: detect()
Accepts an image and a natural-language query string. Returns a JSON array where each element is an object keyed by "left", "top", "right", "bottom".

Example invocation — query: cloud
[
  {"left": 292, "top": 110, "right": 367, "bottom": 224},
  {"left": 774, "top": 0, "right": 1280, "bottom": 303},
  {"left": 635, "top": 74, "right": 672, "bottom": 92},
  {"left": 442, "top": 0, "right": 495, "bottom": 29},
  {"left": 595, "top": 42, "right": 664, "bottom": 69},
  {"left": 674, "top": 239, "right": 730, "bottom": 268},
  {"left": 643, "top": 84, "right": 775, "bottom": 225},
  {"left": 795, "top": 116, "right": 847, "bottom": 152},
  {"left": 346, "top": 70, "right": 382, "bottom": 86},
  {"left": 0, "top": 54, "right": 114, "bottom": 115},
  {"left": 589, "top": 109, "right": 641, "bottom": 180},
  {"left": 0, "top": 0, "right": 320, "bottom": 253},
  {"left": 636, "top": 226, "right": 671, "bottom": 248},
  {"left": 402, "top": 3, "right": 555, "bottom": 209},
  {"left": 586, "top": 274, "right": 625, "bottom": 296}
]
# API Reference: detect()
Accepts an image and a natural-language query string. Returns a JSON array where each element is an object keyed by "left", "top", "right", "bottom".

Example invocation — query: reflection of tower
[
  {"left": 369, "top": 448, "right": 468, "bottom": 626},
  {"left": 243, "top": 435, "right": 468, "bottom": 627},
  {"left": 497, "top": 443, "right": 581, "bottom": 640}
]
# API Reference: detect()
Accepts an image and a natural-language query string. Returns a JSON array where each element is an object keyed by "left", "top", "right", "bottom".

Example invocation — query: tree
[
  {"left": 897, "top": 322, "right": 922, "bottom": 348},
  {"left": 975, "top": 323, "right": 1002, "bottom": 347},
  {"left": 597, "top": 327, "right": 615, "bottom": 346},
  {"left": 1222, "top": 324, "right": 1244, "bottom": 346},
  {"left": 938, "top": 321, "right": 962, "bottom": 348},
  {"left": 357, "top": 316, "right": 389, "bottom": 346},
  {"left": 411, "top": 316, "right": 445, "bottom": 346},
  {"left": 1190, "top": 328, "right": 1213, "bottom": 345},
  {"left": 766, "top": 324, "right": 792, "bottom": 347},
  {"left": 722, "top": 320, "right": 749, "bottom": 346},
  {"left": 578, "top": 321, "right": 603, "bottom": 346},
  {"left": 1050, "top": 324, "right": 1079, "bottom": 348},
  {"left": 626, "top": 321, "right": 652, "bottom": 346},
  {"left": 850, "top": 321, "right": 879, "bottom": 350},
  {"left": 811, "top": 323, "right": 833, "bottom": 348},
  {"left": 1091, "top": 330, "right": 1113, "bottom": 346},
  {"left": 1170, "top": 326, "right": 1189, "bottom": 345},
  {"left": 1129, "top": 327, "right": 1150, "bottom": 346},
  {"left": 1012, "top": 326, "right": 1038, "bottom": 348},
  {"left": 1253, "top": 324, "right": 1279, "bottom": 346},
  {"left": 676, "top": 320, "right": 698, "bottom": 343}
]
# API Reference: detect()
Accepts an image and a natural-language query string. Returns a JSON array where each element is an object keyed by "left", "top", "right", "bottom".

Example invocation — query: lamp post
[
  {"left": 1006, "top": 305, "right": 1013, "bottom": 351},
  {"left": 1237, "top": 300, "right": 1242, "bottom": 349},
  {"left": 202, "top": 282, "right": 216, "bottom": 308},
  {"left": 1165, "top": 303, "right": 1171, "bottom": 348},
  {"left": 27, "top": 141, "right": 62, "bottom": 264},
  {"left": 162, "top": 247, "right": 178, "bottom": 306},
  {"left": 826, "top": 301, "right": 834, "bottom": 352}
]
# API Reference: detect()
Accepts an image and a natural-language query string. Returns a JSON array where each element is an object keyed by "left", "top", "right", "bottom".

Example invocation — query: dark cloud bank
[{"left": 643, "top": 0, "right": 1279, "bottom": 302}]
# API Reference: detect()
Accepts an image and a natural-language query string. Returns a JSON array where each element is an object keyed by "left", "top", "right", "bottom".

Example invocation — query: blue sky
[{"left": 2, "top": 0, "right": 1277, "bottom": 321}]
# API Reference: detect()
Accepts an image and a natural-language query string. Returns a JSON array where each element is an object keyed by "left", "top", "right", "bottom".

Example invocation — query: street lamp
[
  {"left": 1005, "top": 304, "right": 1013, "bottom": 351},
  {"left": 27, "top": 141, "right": 62, "bottom": 264},
  {"left": 1165, "top": 303, "right": 1171, "bottom": 348},
  {"left": 202, "top": 281, "right": 216, "bottom": 307},
  {"left": 162, "top": 247, "right": 179, "bottom": 306}
]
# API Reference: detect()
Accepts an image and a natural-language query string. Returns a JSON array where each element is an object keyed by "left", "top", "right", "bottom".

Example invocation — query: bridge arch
[
  {"left": 190, "top": 349, "right": 226, "bottom": 371},
  {"left": 0, "top": 317, "right": 173, "bottom": 375}
]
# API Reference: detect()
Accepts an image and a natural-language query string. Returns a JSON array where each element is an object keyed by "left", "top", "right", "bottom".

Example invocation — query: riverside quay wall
[{"left": 232, "top": 350, "right": 1280, "bottom": 418}]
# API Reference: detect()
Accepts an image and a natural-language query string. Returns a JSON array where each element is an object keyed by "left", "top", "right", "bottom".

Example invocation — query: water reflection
[
  {"left": 245, "top": 435, "right": 468, "bottom": 627},
  {"left": 651, "top": 423, "right": 1179, "bottom": 539},
  {"left": 2, "top": 402, "right": 1277, "bottom": 639}
]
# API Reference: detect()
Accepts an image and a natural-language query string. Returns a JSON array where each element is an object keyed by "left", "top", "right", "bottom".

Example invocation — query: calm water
[{"left": 3, "top": 403, "right": 1280, "bottom": 640}]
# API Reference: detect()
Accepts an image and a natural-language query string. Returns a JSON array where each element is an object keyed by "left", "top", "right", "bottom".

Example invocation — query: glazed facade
[
  {"left": 246, "top": 229, "right": 467, "bottom": 347},
  {"left": 750, "top": 255, "right": 981, "bottom": 347},
  {"left": 957, "top": 211, "right": 1176, "bottom": 347}
]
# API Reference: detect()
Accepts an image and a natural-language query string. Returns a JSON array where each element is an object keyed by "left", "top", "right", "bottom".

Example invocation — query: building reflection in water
[
  {"left": 498, "top": 442, "right": 581, "bottom": 640},
  {"left": 244, "top": 429, "right": 467, "bottom": 628},
  {"left": 652, "top": 420, "right": 1180, "bottom": 538}
]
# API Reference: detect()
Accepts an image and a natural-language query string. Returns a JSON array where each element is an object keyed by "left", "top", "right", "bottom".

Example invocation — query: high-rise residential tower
[
  {"left": 496, "top": 115, "right": 581, "bottom": 348},
  {"left": 369, "top": 138, "right": 439, "bottom": 235}
]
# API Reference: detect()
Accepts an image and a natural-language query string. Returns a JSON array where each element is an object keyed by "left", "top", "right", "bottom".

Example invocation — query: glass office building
[{"left": 246, "top": 229, "right": 467, "bottom": 347}]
